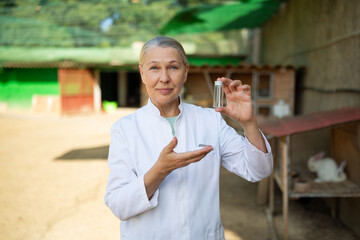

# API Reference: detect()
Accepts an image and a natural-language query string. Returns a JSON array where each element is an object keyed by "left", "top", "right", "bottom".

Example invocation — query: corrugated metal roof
[
  {"left": 261, "top": 107, "right": 360, "bottom": 137},
  {"left": 0, "top": 47, "right": 296, "bottom": 70}
]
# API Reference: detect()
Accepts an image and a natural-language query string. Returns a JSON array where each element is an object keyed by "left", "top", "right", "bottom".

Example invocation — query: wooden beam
[
  {"left": 203, "top": 70, "right": 214, "bottom": 97},
  {"left": 280, "top": 135, "right": 289, "bottom": 240}
]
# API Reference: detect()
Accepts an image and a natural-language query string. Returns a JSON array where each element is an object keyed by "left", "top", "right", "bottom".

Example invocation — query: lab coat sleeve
[
  {"left": 218, "top": 114, "right": 273, "bottom": 182},
  {"left": 104, "top": 124, "right": 159, "bottom": 221}
]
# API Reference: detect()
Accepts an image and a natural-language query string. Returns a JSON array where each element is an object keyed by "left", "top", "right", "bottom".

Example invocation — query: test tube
[{"left": 213, "top": 80, "right": 224, "bottom": 108}]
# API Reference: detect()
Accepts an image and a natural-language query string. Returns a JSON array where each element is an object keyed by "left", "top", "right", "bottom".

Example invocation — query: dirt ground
[{"left": 0, "top": 109, "right": 359, "bottom": 240}]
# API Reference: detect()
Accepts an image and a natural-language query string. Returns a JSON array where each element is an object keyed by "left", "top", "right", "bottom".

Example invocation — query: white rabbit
[{"left": 307, "top": 151, "right": 347, "bottom": 183}]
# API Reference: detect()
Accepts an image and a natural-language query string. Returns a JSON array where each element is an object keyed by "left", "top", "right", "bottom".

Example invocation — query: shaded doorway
[
  {"left": 126, "top": 71, "right": 141, "bottom": 107},
  {"left": 100, "top": 72, "right": 118, "bottom": 103},
  {"left": 100, "top": 71, "right": 141, "bottom": 108}
]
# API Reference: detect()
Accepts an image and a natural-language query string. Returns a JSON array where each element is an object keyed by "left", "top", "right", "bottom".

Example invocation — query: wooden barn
[
  {"left": 1, "top": 51, "right": 296, "bottom": 118},
  {"left": 0, "top": 47, "right": 142, "bottom": 114}
]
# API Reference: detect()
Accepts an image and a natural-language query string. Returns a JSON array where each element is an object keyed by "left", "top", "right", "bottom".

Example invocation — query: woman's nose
[{"left": 159, "top": 69, "right": 170, "bottom": 83}]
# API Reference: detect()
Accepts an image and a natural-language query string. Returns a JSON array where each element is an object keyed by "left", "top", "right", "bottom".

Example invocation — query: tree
[{"left": 0, "top": 0, "right": 178, "bottom": 47}]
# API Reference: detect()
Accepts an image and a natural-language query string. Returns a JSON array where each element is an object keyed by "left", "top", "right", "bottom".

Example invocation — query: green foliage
[
  {"left": 0, "top": 0, "right": 249, "bottom": 55},
  {"left": 0, "top": 0, "right": 179, "bottom": 47}
]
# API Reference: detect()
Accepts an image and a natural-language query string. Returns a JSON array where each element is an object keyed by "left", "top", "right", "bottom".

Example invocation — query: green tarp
[
  {"left": 161, "top": 0, "right": 283, "bottom": 35},
  {"left": 187, "top": 56, "right": 242, "bottom": 67}
]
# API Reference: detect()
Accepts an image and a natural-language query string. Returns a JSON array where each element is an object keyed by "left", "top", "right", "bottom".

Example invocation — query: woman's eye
[
  {"left": 170, "top": 66, "right": 179, "bottom": 70},
  {"left": 150, "top": 66, "right": 158, "bottom": 70}
]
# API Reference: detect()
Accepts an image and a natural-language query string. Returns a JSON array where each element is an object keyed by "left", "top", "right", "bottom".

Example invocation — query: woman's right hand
[
  {"left": 144, "top": 137, "right": 213, "bottom": 199},
  {"left": 156, "top": 137, "right": 213, "bottom": 175}
]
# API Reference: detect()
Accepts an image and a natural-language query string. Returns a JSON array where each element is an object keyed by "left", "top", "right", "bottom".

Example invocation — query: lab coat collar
[{"left": 145, "top": 97, "right": 184, "bottom": 117}]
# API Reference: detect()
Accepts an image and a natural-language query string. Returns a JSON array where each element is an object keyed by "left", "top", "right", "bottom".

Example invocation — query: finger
[
  {"left": 177, "top": 152, "right": 209, "bottom": 168},
  {"left": 229, "top": 80, "right": 242, "bottom": 92},
  {"left": 215, "top": 106, "right": 231, "bottom": 119},
  {"left": 240, "top": 84, "right": 251, "bottom": 97},
  {"left": 240, "top": 84, "right": 251, "bottom": 92},
  {"left": 214, "top": 107, "right": 226, "bottom": 113},
  {"left": 222, "top": 83, "right": 230, "bottom": 95},
  {"left": 177, "top": 146, "right": 213, "bottom": 160},
  {"left": 184, "top": 153, "right": 208, "bottom": 164},
  {"left": 163, "top": 137, "right": 178, "bottom": 153},
  {"left": 218, "top": 77, "right": 232, "bottom": 86},
  {"left": 218, "top": 77, "right": 233, "bottom": 95}
]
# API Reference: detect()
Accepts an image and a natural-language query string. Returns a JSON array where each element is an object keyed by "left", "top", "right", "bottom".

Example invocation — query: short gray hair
[{"left": 139, "top": 36, "right": 188, "bottom": 66}]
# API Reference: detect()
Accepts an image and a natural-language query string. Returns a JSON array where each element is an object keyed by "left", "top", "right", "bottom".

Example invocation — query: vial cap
[{"left": 214, "top": 81, "right": 223, "bottom": 86}]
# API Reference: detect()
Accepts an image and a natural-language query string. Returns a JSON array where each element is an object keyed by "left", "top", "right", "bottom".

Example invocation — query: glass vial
[{"left": 213, "top": 80, "right": 224, "bottom": 108}]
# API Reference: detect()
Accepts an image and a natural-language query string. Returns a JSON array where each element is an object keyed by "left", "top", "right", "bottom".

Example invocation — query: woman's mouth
[{"left": 157, "top": 88, "right": 173, "bottom": 94}]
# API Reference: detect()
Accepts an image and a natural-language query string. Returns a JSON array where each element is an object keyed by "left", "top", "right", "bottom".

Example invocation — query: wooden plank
[
  {"left": 332, "top": 124, "right": 360, "bottom": 186},
  {"left": 290, "top": 163, "right": 360, "bottom": 198},
  {"left": 269, "top": 138, "right": 277, "bottom": 214},
  {"left": 203, "top": 70, "right": 214, "bottom": 97},
  {"left": 290, "top": 181, "right": 360, "bottom": 198},
  {"left": 280, "top": 136, "right": 289, "bottom": 240},
  {"left": 269, "top": 173, "right": 275, "bottom": 213}
]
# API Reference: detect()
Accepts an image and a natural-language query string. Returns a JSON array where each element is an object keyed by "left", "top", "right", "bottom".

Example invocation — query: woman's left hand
[{"left": 215, "top": 77, "right": 255, "bottom": 124}]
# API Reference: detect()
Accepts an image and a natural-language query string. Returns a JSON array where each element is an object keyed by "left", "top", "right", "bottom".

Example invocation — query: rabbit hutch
[{"left": 261, "top": 107, "right": 360, "bottom": 240}]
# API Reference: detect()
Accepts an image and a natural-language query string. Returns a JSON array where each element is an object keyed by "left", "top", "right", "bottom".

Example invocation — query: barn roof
[
  {"left": 0, "top": 48, "right": 296, "bottom": 70},
  {"left": 0, "top": 47, "right": 140, "bottom": 68}
]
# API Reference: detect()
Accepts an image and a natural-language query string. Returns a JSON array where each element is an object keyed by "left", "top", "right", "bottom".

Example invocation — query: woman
[{"left": 104, "top": 36, "right": 273, "bottom": 240}]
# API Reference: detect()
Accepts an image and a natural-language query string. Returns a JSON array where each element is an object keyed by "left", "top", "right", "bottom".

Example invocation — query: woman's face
[{"left": 139, "top": 46, "right": 188, "bottom": 108}]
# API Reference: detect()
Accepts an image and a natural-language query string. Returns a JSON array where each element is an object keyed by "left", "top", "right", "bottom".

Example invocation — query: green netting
[{"left": 161, "top": 0, "right": 283, "bottom": 34}]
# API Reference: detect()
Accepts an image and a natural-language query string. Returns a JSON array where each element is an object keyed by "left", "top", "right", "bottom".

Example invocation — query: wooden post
[
  {"left": 203, "top": 70, "right": 214, "bottom": 97},
  {"left": 269, "top": 137, "right": 277, "bottom": 214},
  {"left": 93, "top": 70, "right": 101, "bottom": 113},
  {"left": 280, "top": 136, "right": 289, "bottom": 240},
  {"left": 267, "top": 137, "right": 279, "bottom": 240}
]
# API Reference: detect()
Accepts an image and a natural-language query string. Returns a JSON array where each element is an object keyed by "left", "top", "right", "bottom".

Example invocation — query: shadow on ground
[
  {"left": 219, "top": 167, "right": 271, "bottom": 240},
  {"left": 55, "top": 145, "right": 109, "bottom": 160}
]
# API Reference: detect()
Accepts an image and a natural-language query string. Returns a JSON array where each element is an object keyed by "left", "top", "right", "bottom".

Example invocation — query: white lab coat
[{"left": 104, "top": 98, "right": 273, "bottom": 240}]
